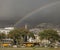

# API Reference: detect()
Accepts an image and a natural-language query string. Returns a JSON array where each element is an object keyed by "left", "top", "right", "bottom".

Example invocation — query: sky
[{"left": 0, "top": 0, "right": 60, "bottom": 27}]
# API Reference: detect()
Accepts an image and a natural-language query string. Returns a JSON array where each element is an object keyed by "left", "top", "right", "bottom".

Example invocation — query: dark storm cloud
[
  {"left": 0, "top": 0, "right": 59, "bottom": 27},
  {"left": 15, "top": 1, "right": 60, "bottom": 27}
]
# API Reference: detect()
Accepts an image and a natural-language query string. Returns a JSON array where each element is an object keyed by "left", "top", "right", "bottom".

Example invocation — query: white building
[
  {"left": 29, "top": 28, "right": 41, "bottom": 42},
  {"left": 29, "top": 28, "right": 40, "bottom": 34},
  {"left": 0, "top": 27, "right": 14, "bottom": 34}
]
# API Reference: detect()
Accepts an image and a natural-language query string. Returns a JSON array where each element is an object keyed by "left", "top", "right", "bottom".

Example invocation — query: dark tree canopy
[
  {"left": 8, "top": 28, "right": 34, "bottom": 43},
  {"left": 0, "top": 33, "right": 6, "bottom": 40},
  {"left": 39, "top": 29, "right": 60, "bottom": 42}
]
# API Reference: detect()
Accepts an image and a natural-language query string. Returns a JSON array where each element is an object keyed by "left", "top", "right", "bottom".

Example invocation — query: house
[{"left": 0, "top": 27, "right": 14, "bottom": 34}]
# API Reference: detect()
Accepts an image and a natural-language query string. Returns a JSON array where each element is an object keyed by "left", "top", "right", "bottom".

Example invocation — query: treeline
[{"left": 0, "top": 28, "right": 60, "bottom": 47}]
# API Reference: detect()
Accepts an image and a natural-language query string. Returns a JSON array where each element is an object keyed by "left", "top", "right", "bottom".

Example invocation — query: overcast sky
[{"left": 0, "top": 0, "right": 60, "bottom": 27}]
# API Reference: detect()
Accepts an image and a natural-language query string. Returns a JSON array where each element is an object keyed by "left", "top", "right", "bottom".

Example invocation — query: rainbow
[{"left": 14, "top": 1, "right": 60, "bottom": 26}]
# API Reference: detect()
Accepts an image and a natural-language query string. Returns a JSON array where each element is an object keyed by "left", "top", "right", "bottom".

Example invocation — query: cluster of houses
[
  {"left": 0, "top": 26, "right": 60, "bottom": 42},
  {"left": 0, "top": 27, "right": 14, "bottom": 35},
  {"left": 0, "top": 26, "right": 60, "bottom": 47}
]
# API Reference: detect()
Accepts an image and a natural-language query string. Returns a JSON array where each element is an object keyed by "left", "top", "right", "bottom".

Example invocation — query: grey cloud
[
  {"left": 15, "top": 2, "right": 60, "bottom": 27},
  {"left": 0, "top": 0, "right": 59, "bottom": 27}
]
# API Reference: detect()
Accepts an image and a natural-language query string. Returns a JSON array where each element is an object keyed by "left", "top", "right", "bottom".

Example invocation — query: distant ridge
[{"left": 36, "top": 23, "right": 60, "bottom": 29}]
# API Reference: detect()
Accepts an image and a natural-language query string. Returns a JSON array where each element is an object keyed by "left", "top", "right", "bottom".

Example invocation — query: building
[
  {"left": 29, "top": 28, "right": 40, "bottom": 34},
  {"left": 0, "top": 27, "right": 14, "bottom": 34},
  {"left": 28, "top": 28, "right": 41, "bottom": 42}
]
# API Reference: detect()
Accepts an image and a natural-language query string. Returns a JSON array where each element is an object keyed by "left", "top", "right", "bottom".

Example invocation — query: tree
[
  {"left": 0, "top": 33, "right": 6, "bottom": 40},
  {"left": 28, "top": 32, "right": 35, "bottom": 38},
  {"left": 8, "top": 28, "right": 21, "bottom": 39},
  {"left": 39, "top": 29, "right": 60, "bottom": 42},
  {"left": 8, "top": 28, "right": 34, "bottom": 44},
  {"left": 8, "top": 28, "right": 22, "bottom": 45}
]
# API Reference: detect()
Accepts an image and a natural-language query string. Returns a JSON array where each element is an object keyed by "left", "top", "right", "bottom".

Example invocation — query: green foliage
[
  {"left": 39, "top": 29, "right": 60, "bottom": 42},
  {"left": 28, "top": 32, "right": 35, "bottom": 38},
  {"left": 8, "top": 28, "right": 21, "bottom": 39},
  {"left": 8, "top": 28, "right": 34, "bottom": 44},
  {"left": 8, "top": 28, "right": 34, "bottom": 39},
  {"left": 0, "top": 33, "right": 6, "bottom": 39}
]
